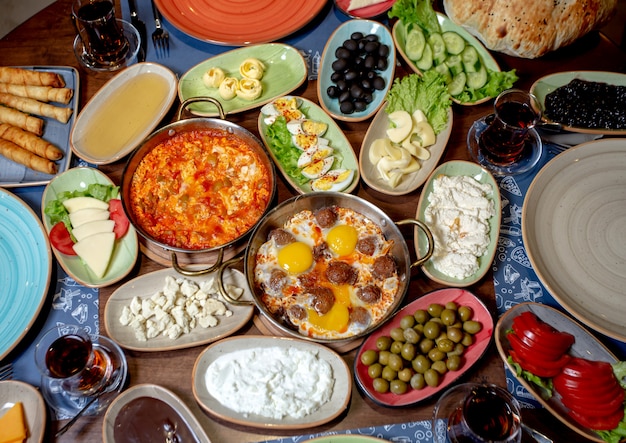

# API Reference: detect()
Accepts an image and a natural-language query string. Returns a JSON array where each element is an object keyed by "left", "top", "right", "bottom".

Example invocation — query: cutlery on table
[
  {"left": 0, "top": 363, "right": 13, "bottom": 380},
  {"left": 128, "top": 0, "right": 147, "bottom": 61},
  {"left": 151, "top": 0, "right": 169, "bottom": 58}
]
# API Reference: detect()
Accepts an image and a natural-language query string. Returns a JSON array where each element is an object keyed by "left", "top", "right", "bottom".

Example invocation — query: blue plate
[
  {"left": 317, "top": 19, "right": 396, "bottom": 122},
  {"left": 41, "top": 167, "right": 139, "bottom": 288},
  {"left": 0, "top": 189, "right": 51, "bottom": 360}
]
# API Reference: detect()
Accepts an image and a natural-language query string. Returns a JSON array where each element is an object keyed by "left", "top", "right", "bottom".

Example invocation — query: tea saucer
[
  {"left": 73, "top": 19, "right": 140, "bottom": 72},
  {"left": 39, "top": 336, "right": 128, "bottom": 420},
  {"left": 468, "top": 115, "right": 543, "bottom": 176}
]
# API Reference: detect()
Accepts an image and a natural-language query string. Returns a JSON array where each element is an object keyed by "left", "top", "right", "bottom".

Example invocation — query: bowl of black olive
[{"left": 317, "top": 19, "right": 396, "bottom": 122}]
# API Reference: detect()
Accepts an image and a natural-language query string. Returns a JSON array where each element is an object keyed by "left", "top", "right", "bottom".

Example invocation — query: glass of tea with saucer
[
  {"left": 35, "top": 324, "right": 127, "bottom": 418},
  {"left": 468, "top": 89, "right": 543, "bottom": 176}
]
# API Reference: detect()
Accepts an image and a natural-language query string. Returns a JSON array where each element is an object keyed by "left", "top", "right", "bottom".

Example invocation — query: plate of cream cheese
[
  {"left": 416, "top": 160, "right": 500, "bottom": 287},
  {"left": 192, "top": 335, "right": 352, "bottom": 429}
]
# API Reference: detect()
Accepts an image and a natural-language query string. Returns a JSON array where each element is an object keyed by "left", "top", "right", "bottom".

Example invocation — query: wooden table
[{"left": 1, "top": 1, "right": 624, "bottom": 441}]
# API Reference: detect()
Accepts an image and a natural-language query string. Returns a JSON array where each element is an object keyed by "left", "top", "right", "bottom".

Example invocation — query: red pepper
[
  {"left": 568, "top": 407, "right": 624, "bottom": 431},
  {"left": 49, "top": 222, "right": 77, "bottom": 256}
]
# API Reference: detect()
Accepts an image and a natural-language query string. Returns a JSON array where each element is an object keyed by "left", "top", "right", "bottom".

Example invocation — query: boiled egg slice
[
  {"left": 293, "top": 134, "right": 330, "bottom": 151},
  {"left": 301, "top": 156, "right": 335, "bottom": 179},
  {"left": 297, "top": 146, "right": 334, "bottom": 168},
  {"left": 286, "top": 119, "right": 329, "bottom": 136},
  {"left": 311, "top": 169, "right": 355, "bottom": 192}
]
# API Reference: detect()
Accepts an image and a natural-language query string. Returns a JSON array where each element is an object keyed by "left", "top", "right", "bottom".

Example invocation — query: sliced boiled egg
[
  {"left": 301, "top": 156, "right": 334, "bottom": 179},
  {"left": 261, "top": 96, "right": 304, "bottom": 124},
  {"left": 286, "top": 119, "right": 328, "bottom": 136},
  {"left": 293, "top": 133, "right": 330, "bottom": 151},
  {"left": 297, "top": 146, "right": 333, "bottom": 168},
  {"left": 311, "top": 169, "right": 355, "bottom": 192}
]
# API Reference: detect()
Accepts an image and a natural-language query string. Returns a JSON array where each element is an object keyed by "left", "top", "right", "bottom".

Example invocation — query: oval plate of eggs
[
  {"left": 258, "top": 96, "right": 360, "bottom": 194},
  {"left": 178, "top": 43, "right": 307, "bottom": 117}
]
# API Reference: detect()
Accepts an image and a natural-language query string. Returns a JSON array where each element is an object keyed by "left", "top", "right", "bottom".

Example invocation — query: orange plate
[{"left": 154, "top": 0, "right": 327, "bottom": 45}]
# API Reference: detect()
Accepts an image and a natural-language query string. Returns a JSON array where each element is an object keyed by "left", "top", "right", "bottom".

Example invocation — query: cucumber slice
[
  {"left": 448, "top": 72, "right": 466, "bottom": 96},
  {"left": 442, "top": 31, "right": 466, "bottom": 55},
  {"left": 467, "top": 65, "right": 488, "bottom": 89},
  {"left": 461, "top": 46, "right": 482, "bottom": 73},
  {"left": 434, "top": 63, "right": 452, "bottom": 84},
  {"left": 428, "top": 33, "right": 446, "bottom": 66},
  {"left": 415, "top": 42, "right": 433, "bottom": 71},
  {"left": 445, "top": 55, "right": 463, "bottom": 76},
  {"left": 405, "top": 27, "right": 426, "bottom": 61}
]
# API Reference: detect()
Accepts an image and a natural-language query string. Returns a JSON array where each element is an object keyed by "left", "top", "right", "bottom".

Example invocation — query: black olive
[
  {"left": 351, "top": 32, "right": 364, "bottom": 41},
  {"left": 372, "top": 76, "right": 386, "bottom": 90},
  {"left": 363, "top": 92, "right": 374, "bottom": 104},
  {"left": 339, "top": 90, "right": 351, "bottom": 103},
  {"left": 361, "top": 78, "right": 372, "bottom": 90},
  {"left": 327, "top": 85, "right": 339, "bottom": 98},
  {"left": 364, "top": 41, "right": 379, "bottom": 54},
  {"left": 350, "top": 84, "right": 364, "bottom": 99},
  {"left": 330, "top": 71, "right": 343, "bottom": 82},
  {"left": 332, "top": 58, "right": 348, "bottom": 72},
  {"left": 365, "top": 34, "right": 379, "bottom": 42},
  {"left": 340, "top": 101, "right": 355, "bottom": 114},
  {"left": 343, "top": 39, "right": 358, "bottom": 51},
  {"left": 366, "top": 70, "right": 376, "bottom": 79},
  {"left": 336, "top": 79, "right": 348, "bottom": 91},
  {"left": 376, "top": 57, "right": 388, "bottom": 71},
  {"left": 354, "top": 101, "right": 367, "bottom": 112},
  {"left": 378, "top": 44, "right": 389, "bottom": 58},
  {"left": 344, "top": 70, "right": 358, "bottom": 82},
  {"left": 364, "top": 55, "right": 376, "bottom": 70},
  {"left": 335, "top": 47, "right": 351, "bottom": 59}
]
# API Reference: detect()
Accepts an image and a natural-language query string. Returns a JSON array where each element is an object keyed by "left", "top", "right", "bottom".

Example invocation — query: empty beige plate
[{"left": 0, "top": 380, "right": 46, "bottom": 443}]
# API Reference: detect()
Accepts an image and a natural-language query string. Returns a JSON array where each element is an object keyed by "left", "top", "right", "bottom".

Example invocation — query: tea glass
[
  {"left": 433, "top": 383, "right": 522, "bottom": 443},
  {"left": 468, "top": 89, "right": 543, "bottom": 176},
  {"left": 34, "top": 324, "right": 113, "bottom": 397}
]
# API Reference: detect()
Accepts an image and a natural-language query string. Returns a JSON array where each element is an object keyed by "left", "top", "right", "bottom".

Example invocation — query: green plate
[
  {"left": 41, "top": 167, "right": 139, "bottom": 288},
  {"left": 415, "top": 160, "right": 500, "bottom": 287},
  {"left": 178, "top": 43, "right": 307, "bottom": 117}
]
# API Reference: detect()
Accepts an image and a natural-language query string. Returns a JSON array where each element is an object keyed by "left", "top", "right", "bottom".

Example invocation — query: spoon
[
  {"left": 54, "top": 389, "right": 108, "bottom": 437},
  {"left": 522, "top": 423, "right": 554, "bottom": 443}
]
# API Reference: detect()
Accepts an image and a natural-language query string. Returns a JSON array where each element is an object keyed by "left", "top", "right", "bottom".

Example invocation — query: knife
[{"left": 128, "top": 0, "right": 147, "bottom": 61}]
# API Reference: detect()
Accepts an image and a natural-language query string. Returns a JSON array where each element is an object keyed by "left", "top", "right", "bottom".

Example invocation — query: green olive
[
  {"left": 410, "top": 373, "right": 426, "bottom": 390},
  {"left": 440, "top": 308, "right": 457, "bottom": 326},
  {"left": 446, "top": 355, "right": 462, "bottom": 371},
  {"left": 463, "top": 320, "right": 482, "bottom": 334},
  {"left": 436, "top": 338, "right": 455, "bottom": 353},
  {"left": 387, "top": 353, "right": 404, "bottom": 372},
  {"left": 423, "top": 320, "right": 441, "bottom": 339},
  {"left": 360, "top": 349, "right": 378, "bottom": 366},
  {"left": 428, "top": 348, "right": 446, "bottom": 362},
  {"left": 447, "top": 327, "right": 464, "bottom": 343},
  {"left": 376, "top": 335, "right": 392, "bottom": 351},
  {"left": 368, "top": 362, "right": 383, "bottom": 379},
  {"left": 382, "top": 365, "right": 397, "bottom": 381},
  {"left": 461, "top": 333, "right": 474, "bottom": 347},
  {"left": 378, "top": 350, "right": 391, "bottom": 366},
  {"left": 390, "top": 340, "right": 404, "bottom": 355},
  {"left": 399, "top": 314, "right": 415, "bottom": 330},
  {"left": 448, "top": 343, "right": 465, "bottom": 357},
  {"left": 390, "top": 327, "right": 405, "bottom": 342},
  {"left": 431, "top": 360, "right": 448, "bottom": 375},
  {"left": 401, "top": 342, "right": 417, "bottom": 361},
  {"left": 403, "top": 327, "right": 420, "bottom": 344},
  {"left": 458, "top": 306, "right": 473, "bottom": 322},
  {"left": 413, "top": 309, "right": 430, "bottom": 324},
  {"left": 390, "top": 379, "right": 408, "bottom": 395},
  {"left": 445, "top": 301, "right": 458, "bottom": 310},
  {"left": 413, "top": 323, "right": 424, "bottom": 335},
  {"left": 418, "top": 338, "right": 435, "bottom": 354},
  {"left": 373, "top": 377, "right": 389, "bottom": 393},
  {"left": 424, "top": 368, "right": 440, "bottom": 387},
  {"left": 412, "top": 354, "right": 431, "bottom": 374},
  {"left": 398, "top": 367, "right": 414, "bottom": 383},
  {"left": 427, "top": 303, "right": 445, "bottom": 318}
]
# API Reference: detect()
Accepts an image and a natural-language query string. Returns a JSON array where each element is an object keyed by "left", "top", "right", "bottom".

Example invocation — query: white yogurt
[
  {"left": 205, "top": 346, "right": 334, "bottom": 419},
  {"left": 424, "top": 175, "right": 495, "bottom": 279}
]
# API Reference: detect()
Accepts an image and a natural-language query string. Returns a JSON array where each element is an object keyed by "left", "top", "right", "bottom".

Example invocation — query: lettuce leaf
[
  {"left": 388, "top": 0, "right": 439, "bottom": 35},
  {"left": 264, "top": 117, "right": 309, "bottom": 186}
]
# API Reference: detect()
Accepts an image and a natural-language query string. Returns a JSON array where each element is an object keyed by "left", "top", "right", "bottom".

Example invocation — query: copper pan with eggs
[{"left": 215, "top": 191, "right": 434, "bottom": 345}]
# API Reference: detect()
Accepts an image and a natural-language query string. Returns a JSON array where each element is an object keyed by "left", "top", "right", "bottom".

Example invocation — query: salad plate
[
  {"left": 522, "top": 139, "right": 626, "bottom": 341},
  {"left": 333, "top": 0, "right": 397, "bottom": 19},
  {"left": 416, "top": 160, "right": 500, "bottom": 287},
  {"left": 0, "top": 380, "right": 46, "bottom": 443},
  {"left": 354, "top": 288, "right": 493, "bottom": 407},
  {"left": 530, "top": 71, "right": 626, "bottom": 135},
  {"left": 0, "top": 189, "right": 51, "bottom": 360},
  {"left": 103, "top": 384, "right": 210, "bottom": 443},
  {"left": 41, "top": 167, "right": 138, "bottom": 288},
  {"left": 0, "top": 66, "right": 78, "bottom": 188},
  {"left": 179, "top": 43, "right": 307, "bottom": 117},
  {"left": 317, "top": 19, "right": 396, "bottom": 122},
  {"left": 393, "top": 14, "right": 501, "bottom": 105},
  {"left": 104, "top": 267, "right": 254, "bottom": 352},
  {"left": 359, "top": 104, "right": 453, "bottom": 195},
  {"left": 193, "top": 335, "right": 351, "bottom": 429},
  {"left": 495, "top": 302, "right": 618, "bottom": 443},
  {"left": 154, "top": 0, "right": 326, "bottom": 46},
  {"left": 258, "top": 96, "right": 360, "bottom": 194},
  {"left": 70, "top": 62, "right": 177, "bottom": 165}
]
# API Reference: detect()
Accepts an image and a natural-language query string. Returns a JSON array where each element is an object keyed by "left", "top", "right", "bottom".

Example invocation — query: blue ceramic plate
[
  {"left": 0, "top": 189, "right": 51, "bottom": 360},
  {"left": 41, "top": 167, "right": 138, "bottom": 288},
  {"left": 416, "top": 160, "right": 501, "bottom": 287},
  {"left": 0, "top": 66, "right": 78, "bottom": 188},
  {"left": 317, "top": 19, "right": 396, "bottom": 122},
  {"left": 179, "top": 44, "right": 307, "bottom": 117}
]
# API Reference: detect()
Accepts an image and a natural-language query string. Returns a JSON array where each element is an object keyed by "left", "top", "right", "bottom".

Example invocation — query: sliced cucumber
[
  {"left": 448, "top": 72, "right": 466, "bottom": 96},
  {"left": 405, "top": 27, "right": 426, "bottom": 61},
  {"left": 445, "top": 54, "right": 464, "bottom": 76},
  {"left": 415, "top": 42, "right": 433, "bottom": 71},
  {"left": 434, "top": 63, "right": 452, "bottom": 83},
  {"left": 428, "top": 32, "right": 446, "bottom": 66},
  {"left": 466, "top": 65, "right": 488, "bottom": 89},
  {"left": 442, "top": 31, "right": 466, "bottom": 55},
  {"left": 461, "top": 46, "right": 482, "bottom": 73}
]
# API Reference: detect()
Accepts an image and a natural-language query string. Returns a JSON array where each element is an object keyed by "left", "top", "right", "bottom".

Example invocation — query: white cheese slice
[
  {"left": 63, "top": 196, "right": 109, "bottom": 213},
  {"left": 72, "top": 219, "right": 115, "bottom": 242},
  {"left": 69, "top": 208, "right": 110, "bottom": 228},
  {"left": 347, "top": 0, "right": 387, "bottom": 11},
  {"left": 72, "top": 231, "right": 116, "bottom": 278}
]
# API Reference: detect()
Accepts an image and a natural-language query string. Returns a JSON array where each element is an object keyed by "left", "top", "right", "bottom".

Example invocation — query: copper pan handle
[
  {"left": 170, "top": 249, "right": 224, "bottom": 276},
  {"left": 396, "top": 218, "right": 434, "bottom": 268},
  {"left": 216, "top": 255, "right": 253, "bottom": 306}
]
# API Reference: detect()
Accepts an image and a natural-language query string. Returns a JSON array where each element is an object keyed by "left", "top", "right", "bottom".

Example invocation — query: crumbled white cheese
[
  {"left": 119, "top": 275, "right": 242, "bottom": 342},
  {"left": 205, "top": 347, "right": 334, "bottom": 420},
  {"left": 424, "top": 175, "right": 495, "bottom": 279}
]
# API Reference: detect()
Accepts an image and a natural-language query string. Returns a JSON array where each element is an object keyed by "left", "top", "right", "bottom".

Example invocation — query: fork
[
  {"left": 151, "top": 0, "right": 169, "bottom": 58},
  {"left": 0, "top": 363, "right": 13, "bottom": 381}
]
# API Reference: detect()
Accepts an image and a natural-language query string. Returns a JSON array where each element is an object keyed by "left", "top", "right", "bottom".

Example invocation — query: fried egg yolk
[
  {"left": 277, "top": 241, "right": 313, "bottom": 274},
  {"left": 307, "top": 285, "right": 351, "bottom": 332},
  {"left": 327, "top": 224, "right": 358, "bottom": 256}
]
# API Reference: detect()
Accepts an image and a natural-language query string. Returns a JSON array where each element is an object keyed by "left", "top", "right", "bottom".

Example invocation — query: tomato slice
[
  {"left": 513, "top": 311, "right": 575, "bottom": 352},
  {"left": 569, "top": 407, "right": 624, "bottom": 431},
  {"left": 49, "top": 222, "right": 77, "bottom": 256},
  {"left": 507, "top": 332, "right": 570, "bottom": 373},
  {"left": 109, "top": 199, "right": 130, "bottom": 239},
  {"left": 509, "top": 349, "right": 562, "bottom": 378},
  {"left": 560, "top": 389, "right": 624, "bottom": 417},
  {"left": 561, "top": 357, "right": 614, "bottom": 379}
]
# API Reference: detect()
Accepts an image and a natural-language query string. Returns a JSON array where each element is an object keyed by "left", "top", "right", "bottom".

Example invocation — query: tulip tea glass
[
  {"left": 468, "top": 89, "right": 543, "bottom": 176},
  {"left": 433, "top": 383, "right": 522, "bottom": 443},
  {"left": 35, "top": 325, "right": 113, "bottom": 397}
]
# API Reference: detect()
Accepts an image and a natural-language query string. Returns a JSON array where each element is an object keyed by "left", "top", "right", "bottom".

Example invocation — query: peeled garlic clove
[
  {"left": 401, "top": 157, "right": 421, "bottom": 173},
  {"left": 237, "top": 78, "right": 263, "bottom": 100},
  {"left": 386, "top": 110, "right": 413, "bottom": 144},
  {"left": 414, "top": 121, "right": 436, "bottom": 147},
  {"left": 239, "top": 58, "right": 265, "bottom": 80},
  {"left": 369, "top": 138, "right": 391, "bottom": 164},
  {"left": 402, "top": 138, "right": 431, "bottom": 160},
  {"left": 218, "top": 77, "right": 239, "bottom": 100},
  {"left": 412, "top": 109, "right": 428, "bottom": 124},
  {"left": 202, "top": 67, "right": 226, "bottom": 88}
]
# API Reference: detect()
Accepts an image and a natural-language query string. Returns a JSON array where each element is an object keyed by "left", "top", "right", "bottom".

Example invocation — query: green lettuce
[{"left": 264, "top": 117, "right": 309, "bottom": 186}]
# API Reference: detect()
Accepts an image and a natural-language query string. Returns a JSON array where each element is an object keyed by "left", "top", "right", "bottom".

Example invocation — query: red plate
[
  {"left": 154, "top": 0, "right": 327, "bottom": 45},
  {"left": 334, "top": 0, "right": 396, "bottom": 18},
  {"left": 354, "top": 288, "right": 493, "bottom": 407}
]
